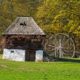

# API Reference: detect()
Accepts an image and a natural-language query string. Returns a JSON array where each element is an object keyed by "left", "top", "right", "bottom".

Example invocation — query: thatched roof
[{"left": 4, "top": 17, "right": 45, "bottom": 35}]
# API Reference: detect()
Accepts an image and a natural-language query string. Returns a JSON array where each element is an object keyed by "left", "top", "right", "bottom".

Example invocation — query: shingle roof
[{"left": 4, "top": 17, "right": 45, "bottom": 35}]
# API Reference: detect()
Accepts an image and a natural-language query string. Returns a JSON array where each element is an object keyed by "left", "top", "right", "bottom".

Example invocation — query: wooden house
[{"left": 2, "top": 17, "right": 45, "bottom": 61}]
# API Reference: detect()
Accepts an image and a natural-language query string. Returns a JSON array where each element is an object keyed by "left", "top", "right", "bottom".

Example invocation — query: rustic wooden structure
[
  {"left": 0, "top": 36, "right": 5, "bottom": 50},
  {"left": 2, "top": 17, "right": 45, "bottom": 61}
]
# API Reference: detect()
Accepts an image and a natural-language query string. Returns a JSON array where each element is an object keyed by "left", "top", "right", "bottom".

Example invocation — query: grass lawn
[{"left": 0, "top": 54, "right": 80, "bottom": 80}]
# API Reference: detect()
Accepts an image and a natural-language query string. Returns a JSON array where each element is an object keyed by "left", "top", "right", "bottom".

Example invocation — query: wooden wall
[
  {"left": 0, "top": 36, "right": 6, "bottom": 50},
  {"left": 3, "top": 35, "right": 45, "bottom": 50}
]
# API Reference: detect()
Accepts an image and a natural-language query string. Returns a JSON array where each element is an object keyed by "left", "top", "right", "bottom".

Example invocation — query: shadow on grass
[{"left": 55, "top": 58, "right": 80, "bottom": 63}]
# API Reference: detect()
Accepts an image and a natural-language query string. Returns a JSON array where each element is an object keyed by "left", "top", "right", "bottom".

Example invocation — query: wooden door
[
  {"left": 25, "top": 50, "right": 35, "bottom": 61},
  {"left": 29, "top": 51, "right": 35, "bottom": 61}
]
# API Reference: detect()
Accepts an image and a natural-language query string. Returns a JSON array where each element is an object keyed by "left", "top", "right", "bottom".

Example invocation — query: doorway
[{"left": 25, "top": 50, "right": 35, "bottom": 61}]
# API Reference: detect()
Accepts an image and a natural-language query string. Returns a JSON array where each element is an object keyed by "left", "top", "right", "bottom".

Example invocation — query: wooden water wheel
[{"left": 44, "top": 33, "right": 75, "bottom": 58}]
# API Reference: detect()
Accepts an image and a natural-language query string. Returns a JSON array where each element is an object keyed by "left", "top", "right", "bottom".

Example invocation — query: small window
[{"left": 11, "top": 50, "right": 14, "bottom": 53}]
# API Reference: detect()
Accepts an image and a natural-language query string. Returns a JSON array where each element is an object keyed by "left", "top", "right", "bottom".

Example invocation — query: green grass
[{"left": 0, "top": 54, "right": 80, "bottom": 80}]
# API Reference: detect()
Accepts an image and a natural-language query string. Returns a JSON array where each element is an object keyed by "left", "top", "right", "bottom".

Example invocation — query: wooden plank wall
[
  {"left": 0, "top": 36, "right": 2, "bottom": 50},
  {"left": 0, "top": 36, "right": 5, "bottom": 50}
]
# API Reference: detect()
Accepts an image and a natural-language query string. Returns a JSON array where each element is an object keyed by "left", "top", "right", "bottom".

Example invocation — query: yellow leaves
[
  {"left": 14, "top": 3, "right": 27, "bottom": 16},
  {"left": 54, "top": 10, "right": 66, "bottom": 20},
  {"left": 74, "top": 26, "right": 80, "bottom": 36},
  {"left": 77, "top": 26, "right": 80, "bottom": 31},
  {"left": 36, "top": 0, "right": 57, "bottom": 19},
  {"left": 0, "top": 0, "right": 80, "bottom": 37},
  {"left": 2, "top": 0, "right": 8, "bottom": 15},
  {"left": 36, "top": 6, "right": 47, "bottom": 19}
]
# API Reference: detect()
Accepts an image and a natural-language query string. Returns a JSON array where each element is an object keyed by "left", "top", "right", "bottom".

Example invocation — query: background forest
[{"left": 0, "top": 0, "right": 80, "bottom": 37}]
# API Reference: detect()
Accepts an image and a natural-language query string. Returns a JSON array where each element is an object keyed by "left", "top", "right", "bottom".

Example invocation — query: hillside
[{"left": 0, "top": 0, "right": 80, "bottom": 36}]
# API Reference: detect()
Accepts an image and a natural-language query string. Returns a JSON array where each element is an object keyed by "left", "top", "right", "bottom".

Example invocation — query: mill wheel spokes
[{"left": 44, "top": 33, "right": 75, "bottom": 58}]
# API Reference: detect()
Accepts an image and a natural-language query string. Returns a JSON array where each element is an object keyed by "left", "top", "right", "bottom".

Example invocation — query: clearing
[{"left": 0, "top": 54, "right": 80, "bottom": 80}]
